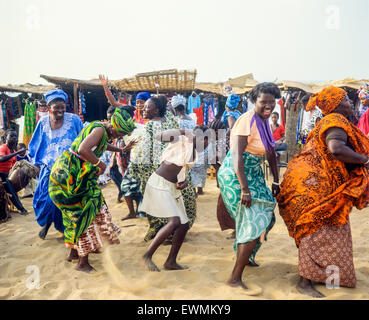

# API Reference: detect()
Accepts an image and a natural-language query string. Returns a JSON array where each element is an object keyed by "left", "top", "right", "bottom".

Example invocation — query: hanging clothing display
[
  {"left": 187, "top": 93, "right": 201, "bottom": 114},
  {"left": 0, "top": 101, "right": 5, "bottom": 130},
  {"left": 78, "top": 92, "right": 87, "bottom": 123},
  {"left": 203, "top": 97, "right": 217, "bottom": 125},
  {"left": 242, "top": 96, "right": 249, "bottom": 113},
  {"left": 2, "top": 102, "right": 9, "bottom": 130},
  {"left": 193, "top": 103, "right": 204, "bottom": 125},
  {"left": 23, "top": 101, "right": 37, "bottom": 147}
]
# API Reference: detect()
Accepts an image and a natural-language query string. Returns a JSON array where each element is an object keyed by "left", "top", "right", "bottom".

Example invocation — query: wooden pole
[{"left": 73, "top": 83, "right": 79, "bottom": 114}]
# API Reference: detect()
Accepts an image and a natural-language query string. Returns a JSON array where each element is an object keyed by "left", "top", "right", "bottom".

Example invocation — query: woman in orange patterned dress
[{"left": 277, "top": 86, "right": 369, "bottom": 298}]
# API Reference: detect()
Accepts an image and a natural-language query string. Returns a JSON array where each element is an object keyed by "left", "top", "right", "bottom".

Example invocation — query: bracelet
[
  {"left": 93, "top": 159, "right": 101, "bottom": 167},
  {"left": 241, "top": 192, "right": 251, "bottom": 197},
  {"left": 272, "top": 181, "right": 280, "bottom": 186},
  {"left": 364, "top": 158, "right": 369, "bottom": 165}
]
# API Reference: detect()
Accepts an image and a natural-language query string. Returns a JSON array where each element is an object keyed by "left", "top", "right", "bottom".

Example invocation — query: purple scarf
[{"left": 250, "top": 113, "right": 275, "bottom": 153}]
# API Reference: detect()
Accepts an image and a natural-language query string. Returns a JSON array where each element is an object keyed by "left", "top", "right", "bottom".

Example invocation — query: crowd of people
[{"left": 2, "top": 78, "right": 369, "bottom": 299}]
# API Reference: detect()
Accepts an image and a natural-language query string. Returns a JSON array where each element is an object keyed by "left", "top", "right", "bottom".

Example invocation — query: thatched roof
[
  {"left": 195, "top": 73, "right": 259, "bottom": 95},
  {"left": 281, "top": 78, "right": 369, "bottom": 93},
  {"left": 0, "top": 83, "right": 55, "bottom": 95},
  {"left": 111, "top": 69, "right": 197, "bottom": 92},
  {"left": 40, "top": 75, "right": 103, "bottom": 92}
]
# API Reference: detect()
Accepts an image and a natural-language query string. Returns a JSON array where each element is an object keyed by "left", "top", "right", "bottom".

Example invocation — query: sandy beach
[{"left": 1, "top": 173, "right": 369, "bottom": 300}]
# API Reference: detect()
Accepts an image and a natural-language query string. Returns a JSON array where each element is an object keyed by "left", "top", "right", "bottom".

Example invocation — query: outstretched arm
[
  {"left": 99, "top": 74, "right": 122, "bottom": 108},
  {"left": 0, "top": 149, "right": 25, "bottom": 163}
]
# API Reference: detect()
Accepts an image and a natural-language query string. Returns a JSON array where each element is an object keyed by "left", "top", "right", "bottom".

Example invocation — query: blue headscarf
[
  {"left": 44, "top": 89, "right": 68, "bottom": 105},
  {"left": 136, "top": 92, "right": 151, "bottom": 101},
  {"left": 226, "top": 94, "right": 240, "bottom": 110}
]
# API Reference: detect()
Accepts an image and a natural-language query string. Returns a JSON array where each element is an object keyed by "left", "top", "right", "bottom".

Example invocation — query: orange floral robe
[{"left": 277, "top": 113, "right": 369, "bottom": 247}]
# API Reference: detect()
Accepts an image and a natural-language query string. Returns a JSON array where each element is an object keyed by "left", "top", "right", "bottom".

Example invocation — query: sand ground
[{"left": 1, "top": 173, "right": 369, "bottom": 300}]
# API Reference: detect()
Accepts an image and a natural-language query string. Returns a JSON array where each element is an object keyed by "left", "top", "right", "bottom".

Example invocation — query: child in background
[{"left": 17, "top": 143, "right": 37, "bottom": 198}]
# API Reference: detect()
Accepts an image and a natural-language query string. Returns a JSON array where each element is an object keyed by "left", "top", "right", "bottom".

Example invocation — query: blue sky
[{"left": 0, "top": 0, "right": 368, "bottom": 85}]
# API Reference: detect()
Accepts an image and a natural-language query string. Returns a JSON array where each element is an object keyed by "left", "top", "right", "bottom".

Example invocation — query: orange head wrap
[{"left": 305, "top": 86, "right": 346, "bottom": 115}]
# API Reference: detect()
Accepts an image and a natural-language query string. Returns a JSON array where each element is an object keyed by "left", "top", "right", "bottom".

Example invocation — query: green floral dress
[
  {"left": 130, "top": 112, "right": 197, "bottom": 241},
  {"left": 49, "top": 122, "right": 109, "bottom": 247}
]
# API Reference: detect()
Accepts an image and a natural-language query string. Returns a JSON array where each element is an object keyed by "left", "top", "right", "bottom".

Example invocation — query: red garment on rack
[{"left": 193, "top": 104, "right": 204, "bottom": 125}]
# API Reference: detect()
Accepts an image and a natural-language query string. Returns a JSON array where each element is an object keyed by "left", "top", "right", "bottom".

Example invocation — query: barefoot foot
[
  {"left": 67, "top": 249, "right": 79, "bottom": 262},
  {"left": 164, "top": 261, "right": 189, "bottom": 270},
  {"left": 142, "top": 256, "right": 160, "bottom": 272},
  {"left": 297, "top": 277, "right": 325, "bottom": 298},
  {"left": 76, "top": 256, "right": 95, "bottom": 273},
  {"left": 247, "top": 260, "right": 260, "bottom": 267},
  {"left": 226, "top": 279, "right": 248, "bottom": 290},
  {"left": 121, "top": 213, "right": 137, "bottom": 221},
  {"left": 76, "top": 263, "right": 95, "bottom": 273}
]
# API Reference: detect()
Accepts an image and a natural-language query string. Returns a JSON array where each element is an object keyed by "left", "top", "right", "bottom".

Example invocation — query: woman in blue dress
[{"left": 28, "top": 89, "right": 84, "bottom": 239}]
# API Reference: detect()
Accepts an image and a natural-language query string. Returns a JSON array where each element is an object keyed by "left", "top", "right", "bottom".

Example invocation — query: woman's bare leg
[
  {"left": 227, "top": 239, "right": 257, "bottom": 290},
  {"left": 164, "top": 223, "right": 189, "bottom": 270},
  {"left": 142, "top": 217, "right": 180, "bottom": 272},
  {"left": 121, "top": 196, "right": 137, "bottom": 220}
]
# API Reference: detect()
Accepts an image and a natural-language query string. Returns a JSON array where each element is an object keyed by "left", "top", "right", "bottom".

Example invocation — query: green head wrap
[{"left": 111, "top": 108, "right": 136, "bottom": 135}]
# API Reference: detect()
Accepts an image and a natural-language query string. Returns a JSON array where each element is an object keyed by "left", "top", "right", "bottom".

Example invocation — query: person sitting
[
  {"left": 0, "top": 129, "right": 28, "bottom": 215},
  {"left": 270, "top": 112, "right": 287, "bottom": 164},
  {"left": 16, "top": 143, "right": 35, "bottom": 198}
]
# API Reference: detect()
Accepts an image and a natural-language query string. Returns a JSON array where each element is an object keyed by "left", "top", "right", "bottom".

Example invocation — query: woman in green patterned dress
[
  {"left": 217, "top": 83, "right": 281, "bottom": 290},
  {"left": 130, "top": 95, "right": 197, "bottom": 242},
  {"left": 49, "top": 108, "right": 136, "bottom": 272}
]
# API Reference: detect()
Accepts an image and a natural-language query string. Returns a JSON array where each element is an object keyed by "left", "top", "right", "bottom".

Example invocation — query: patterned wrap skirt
[
  {"left": 217, "top": 151, "right": 276, "bottom": 263},
  {"left": 298, "top": 222, "right": 356, "bottom": 288},
  {"left": 49, "top": 151, "right": 105, "bottom": 246},
  {"left": 76, "top": 201, "right": 121, "bottom": 257}
]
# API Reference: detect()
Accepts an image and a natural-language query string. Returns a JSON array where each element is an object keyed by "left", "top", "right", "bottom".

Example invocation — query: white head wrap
[{"left": 171, "top": 95, "right": 187, "bottom": 108}]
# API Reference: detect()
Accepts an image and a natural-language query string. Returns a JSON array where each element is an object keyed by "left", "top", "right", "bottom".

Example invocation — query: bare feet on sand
[
  {"left": 76, "top": 263, "right": 95, "bottom": 273},
  {"left": 163, "top": 261, "right": 189, "bottom": 270},
  {"left": 67, "top": 249, "right": 79, "bottom": 262},
  {"left": 226, "top": 279, "right": 248, "bottom": 290},
  {"left": 76, "top": 257, "right": 95, "bottom": 273},
  {"left": 121, "top": 213, "right": 137, "bottom": 221},
  {"left": 142, "top": 256, "right": 160, "bottom": 272},
  {"left": 297, "top": 277, "right": 325, "bottom": 298}
]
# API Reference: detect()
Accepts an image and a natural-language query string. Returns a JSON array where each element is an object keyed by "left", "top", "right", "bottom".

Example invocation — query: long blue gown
[{"left": 28, "top": 113, "right": 83, "bottom": 232}]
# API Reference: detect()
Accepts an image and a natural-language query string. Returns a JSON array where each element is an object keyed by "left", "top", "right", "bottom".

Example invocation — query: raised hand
[{"left": 98, "top": 74, "right": 109, "bottom": 87}]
